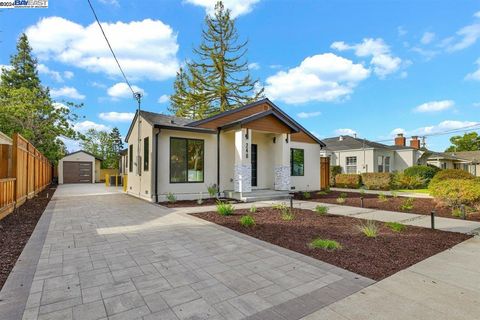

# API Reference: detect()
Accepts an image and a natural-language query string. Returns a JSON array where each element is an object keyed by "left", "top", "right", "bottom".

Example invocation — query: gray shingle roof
[
  {"left": 139, "top": 110, "right": 192, "bottom": 127},
  {"left": 446, "top": 151, "right": 480, "bottom": 163},
  {"left": 323, "top": 136, "right": 393, "bottom": 151}
]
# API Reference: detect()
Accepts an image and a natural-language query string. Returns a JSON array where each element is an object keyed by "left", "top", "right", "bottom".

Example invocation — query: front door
[{"left": 251, "top": 144, "right": 257, "bottom": 187}]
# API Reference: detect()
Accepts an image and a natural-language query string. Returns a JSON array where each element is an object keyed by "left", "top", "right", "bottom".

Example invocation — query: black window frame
[
  {"left": 290, "top": 148, "right": 305, "bottom": 176},
  {"left": 169, "top": 137, "right": 205, "bottom": 183},
  {"left": 143, "top": 137, "right": 149, "bottom": 171},
  {"left": 129, "top": 145, "right": 133, "bottom": 172}
]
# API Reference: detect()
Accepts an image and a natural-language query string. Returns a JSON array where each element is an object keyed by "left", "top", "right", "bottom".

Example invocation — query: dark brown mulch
[
  {"left": 294, "top": 190, "right": 480, "bottom": 222},
  {"left": 0, "top": 185, "right": 56, "bottom": 290},
  {"left": 159, "top": 198, "right": 240, "bottom": 208},
  {"left": 193, "top": 207, "right": 471, "bottom": 280}
]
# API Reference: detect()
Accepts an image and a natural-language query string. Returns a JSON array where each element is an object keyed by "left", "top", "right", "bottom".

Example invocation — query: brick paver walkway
[{"left": 0, "top": 185, "right": 373, "bottom": 320}]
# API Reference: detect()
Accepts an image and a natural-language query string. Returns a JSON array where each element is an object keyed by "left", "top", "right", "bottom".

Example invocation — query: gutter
[{"left": 155, "top": 130, "right": 159, "bottom": 203}]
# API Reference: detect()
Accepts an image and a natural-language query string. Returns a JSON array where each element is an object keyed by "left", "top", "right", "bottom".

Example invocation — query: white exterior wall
[
  {"left": 220, "top": 131, "right": 235, "bottom": 191},
  {"left": 394, "top": 149, "right": 415, "bottom": 172},
  {"left": 373, "top": 149, "right": 395, "bottom": 173},
  {"left": 126, "top": 116, "right": 154, "bottom": 201},
  {"left": 290, "top": 141, "right": 320, "bottom": 191},
  {"left": 330, "top": 149, "right": 374, "bottom": 173},
  {"left": 157, "top": 129, "right": 218, "bottom": 201},
  {"left": 58, "top": 152, "right": 95, "bottom": 184}
]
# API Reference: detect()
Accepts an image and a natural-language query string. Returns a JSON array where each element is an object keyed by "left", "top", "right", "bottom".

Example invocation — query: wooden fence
[{"left": 0, "top": 133, "right": 53, "bottom": 220}]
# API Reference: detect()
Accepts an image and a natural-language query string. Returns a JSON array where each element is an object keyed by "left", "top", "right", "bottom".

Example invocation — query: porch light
[{"left": 273, "top": 137, "right": 276, "bottom": 144}]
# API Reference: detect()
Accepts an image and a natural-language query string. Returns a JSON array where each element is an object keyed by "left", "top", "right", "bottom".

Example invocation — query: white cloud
[
  {"left": 413, "top": 100, "right": 454, "bottom": 113},
  {"left": 421, "top": 31, "right": 435, "bottom": 45},
  {"left": 99, "top": 112, "right": 135, "bottom": 122},
  {"left": 331, "top": 38, "right": 402, "bottom": 78},
  {"left": 74, "top": 120, "right": 110, "bottom": 132},
  {"left": 99, "top": 0, "right": 119, "bottom": 6},
  {"left": 465, "top": 58, "right": 480, "bottom": 80},
  {"left": 26, "top": 17, "right": 179, "bottom": 81},
  {"left": 158, "top": 94, "right": 170, "bottom": 104},
  {"left": 50, "top": 86, "right": 85, "bottom": 100},
  {"left": 297, "top": 111, "right": 321, "bottom": 119},
  {"left": 390, "top": 128, "right": 406, "bottom": 135},
  {"left": 185, "top": 0, "right": 260, "bottom": 18},
  {"left": 107, "top": 82, "right": 145, "bottom": 99},
  {"left": 63, "top": 71, "right": 74, "bottom": 79},
  {"left": 248, "top": 62, "right": 260, "bottom": 70},
  {"left": 390, "top": 120, "right": 479, "bottom": 137},
  {"left": 37, "top": 63, "right": 74, "bottom": 82},
  {"left": 265, "top": 53, "right": 370, "bottom": 104},
  {"left": 53, "top": 102, "right": 69, "bottom": 110},
  {"left": 411, "top": 47, "right": 438, "bottom": 60},
  {"left": 443, "top": 12, "right": 480, "bottom": 52},
  {"left": 335, "top": 128, "right": 357, "bottom": 136},
  {"left": 397, "top": 26, "right": 407, "bottom": 37}
]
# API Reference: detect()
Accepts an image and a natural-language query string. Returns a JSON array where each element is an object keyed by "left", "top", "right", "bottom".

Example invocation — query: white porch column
[
  {"left": 273, "top": 133, "right": 291, "bottom": 191},
  {"left": 234, "top": 128, "right": 252, "bottom": 193}
]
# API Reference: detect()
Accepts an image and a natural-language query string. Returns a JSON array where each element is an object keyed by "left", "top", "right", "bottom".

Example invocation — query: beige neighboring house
[
  {"left": 124, "top": 98, "right": 326, "bottom": 202},
  {"left": 58, "top": 150, "right": 102, "bottom": 184},
  {"left": 444, "top": 151, "right": 480, "bottom": 176}
]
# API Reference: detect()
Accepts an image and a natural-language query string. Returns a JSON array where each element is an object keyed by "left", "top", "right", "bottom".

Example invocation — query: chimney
[
  {"left": 410, "top": 136, "right": 420, "bottom": 149},
  {"left": 394, "top": 133, "right": 406, "bottom": 147}
]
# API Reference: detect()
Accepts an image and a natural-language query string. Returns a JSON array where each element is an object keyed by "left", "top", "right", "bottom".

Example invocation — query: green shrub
[
  {"left": 239, "top": 215, "right": 255, "bottom": 227},
  {"left": 404, "top": 165, "right": 440, "bottom": 185},
  {"left": 166, "top": 192, "right": 176, "bottom": 203},
  {"left": 357, "top": 220, "right": 379, "bottom": 238},
  {"left": 309, "top": 238, "right": 342, "bottom": 250},
  {"left": 207, "top": 184, "right": 218, "bottom": 197},
  {"left": 335, "top": 174, "right": 362, "bottom": 188},
  {"left": 336, "top": 197, "right": 346, "bottom": 204},
  {"left": 451, "top": 207, "right": 462, "bottom": 218},
  {"left": 399, "top": 198, "right": 414, "bottom": 211},
  {"left": 272, "top": 202, "right": 288, "bottom": 210},
  {"left": 393, "top": 172, "right": 426, "bottom": 189},
  {"left": 361, "top": 173, "right": 392, "bottom": 190},
  {"left": 316, "top": 191, "right": 328, "bottom": 196},
  {"left": 385, "top": 222, "right": 406, "bottom": 232},
  {"left": 340, "top": 192, "right": 348, "bottom": 198},
  {"left": 216, "top": 201, "right": 235, "bottom": 216},
  {"left": 429, "top": 179, "right": 480, "bottom": 208},
  {"left": 391, "top": 190, "right": 398, "bottom": 198},
  {"left": 314, "top": 205, "right": 329, "bottom": 215},
  {"left": 378, "top": 193, "right": 388, "bottom": 202},
  {"left": 281, "top": 208, "right": 295, "bottom": 221},
  {"left": 429, "top": 169, "right": 474, "bottom": 189},
  {"left": 249, "top": 205, "right": 257, "bottom": 213},
  {"left": 303, "top": 191, "right": 311, "bottom": 199},
  {"left": 330, "top": 165, "right": 342, "bottom": 186}
]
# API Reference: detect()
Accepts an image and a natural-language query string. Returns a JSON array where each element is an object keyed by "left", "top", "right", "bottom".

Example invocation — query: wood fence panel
[{"left": 0, "top": 178, "right": 15, "bottom": 219}]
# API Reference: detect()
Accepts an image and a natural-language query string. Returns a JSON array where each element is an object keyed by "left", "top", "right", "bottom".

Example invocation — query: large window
[
  {"left": 143, "top": 137, "right": 149, "bottom": 171},
  {"left": 346, "top": 156, "right": 357, "bottom": 173},
  {"left": 377, "top": 156, "right": 391, "bottom": 173},
  {"left": 385, "top": 156, "right": 390, "bottom": 172},
  {"left": 170, "top": 138, "right": 204, "bottom": 183},
  {"left": 129, "top": 145, "right": 133, "bottom": 172},
  {"left": 290, "top": 148, "right": 304, "bottom": 176}
]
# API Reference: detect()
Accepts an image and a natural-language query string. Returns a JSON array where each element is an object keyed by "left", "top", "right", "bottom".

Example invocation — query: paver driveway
[{"left": 1, "top": 185, "right": 373, "bottom": 320}]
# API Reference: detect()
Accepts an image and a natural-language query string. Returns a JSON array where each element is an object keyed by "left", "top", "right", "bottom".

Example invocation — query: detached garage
[{"left": 58, "top": 150, "right": 102, "bottom": 184}]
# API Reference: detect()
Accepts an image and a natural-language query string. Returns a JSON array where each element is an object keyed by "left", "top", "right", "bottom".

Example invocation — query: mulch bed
[
  {"left": 193, "top": 207, "right": 471, "bottom": 280},
  {"left": 294, "top": 190, "right": 480, "bottom": 222},
  {"left": 159, "top": 198, "right": 240, "bottom": 208},
  {"left": 0, "top": 185, "right": 56, "bottom": 290}
]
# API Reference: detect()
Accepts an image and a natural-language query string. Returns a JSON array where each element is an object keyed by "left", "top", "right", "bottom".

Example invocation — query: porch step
[{"left": 224, "top": 190, "right": 292, "bottom": 202}]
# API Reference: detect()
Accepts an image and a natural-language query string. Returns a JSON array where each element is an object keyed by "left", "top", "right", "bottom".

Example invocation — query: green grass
[
  {"left": 239, "top": 215, "right": 255, "bottom": 227},
  {"left": 281, "top": 208, "right": 295, "bottom": 221},
  {"left": 396, "top": 189, "right": 430, "bottom": 195},
  {"left": 357, "top": 220, "right": 379, "bottom": 238},
  {"left": 314, "top": 205, "right": 329, "bottom": 215},
  {"left": 216, "top": 201, "right": 235, "bottom": 216},
  {"left": 385, "top": 222, "right": 407, "bottom": 232},
  {"left": 309, "top": 238, "right": 342, "bottom": 250}
]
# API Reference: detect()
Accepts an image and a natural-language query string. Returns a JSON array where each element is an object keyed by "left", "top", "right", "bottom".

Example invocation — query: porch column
[
  {"left": 234, "top": 128, "right": 252, "bottom": 193},
  {"left": 273, "top": 133, "right": 291, "bottom": 191}
]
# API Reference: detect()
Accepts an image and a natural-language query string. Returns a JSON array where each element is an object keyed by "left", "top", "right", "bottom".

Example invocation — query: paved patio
[{"left": 0, "top": 185, "right": 373, "bottom": 320}]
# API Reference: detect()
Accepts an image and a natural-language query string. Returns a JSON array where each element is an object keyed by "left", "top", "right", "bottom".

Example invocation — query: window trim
[
  {"left": 169, "top": 137, "right": 205, "bottom": 184},
  {"left": 290, "top": 148, "right": 305, "bottom": 176},
  {"left": 143, "top": 137, "right": 149, "bottom": 171},
  {"left": 345, "top": 156, "right": 357, "bottom": 174}
]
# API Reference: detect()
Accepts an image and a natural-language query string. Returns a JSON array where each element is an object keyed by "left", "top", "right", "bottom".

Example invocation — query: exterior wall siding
[{"left": 290, "top": 141, "right": 320, "bottom": 191}]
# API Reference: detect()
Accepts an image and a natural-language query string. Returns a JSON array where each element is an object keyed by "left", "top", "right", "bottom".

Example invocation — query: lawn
[{"left": 193, "top": 207, "right": 470, "bottom": 280}]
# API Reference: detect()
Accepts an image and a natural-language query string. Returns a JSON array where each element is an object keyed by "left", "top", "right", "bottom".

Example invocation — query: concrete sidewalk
[{"left": 301, "top": 236, "right": 480, "bottom": 320}]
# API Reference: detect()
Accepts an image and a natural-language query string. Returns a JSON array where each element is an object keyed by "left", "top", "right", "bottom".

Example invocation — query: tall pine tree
[
  {"left": 169, "top": 1, "right": 264, "bottom": 119},
  {"left": 0, "top": 34, "right": 80, "bottom": 162}
]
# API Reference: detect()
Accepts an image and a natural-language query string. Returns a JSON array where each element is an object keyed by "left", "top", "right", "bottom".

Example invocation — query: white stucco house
[
  {"left": 124, "top": 98, "right": 326, "bottom": 202},
  {"left": 58, "top": 150, "right": 102, "bottom": 184}
]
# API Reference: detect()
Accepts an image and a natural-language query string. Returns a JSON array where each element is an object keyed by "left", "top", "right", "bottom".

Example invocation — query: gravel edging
[{"left": 0, "top": 197, "right": 56, "bottom": 320}]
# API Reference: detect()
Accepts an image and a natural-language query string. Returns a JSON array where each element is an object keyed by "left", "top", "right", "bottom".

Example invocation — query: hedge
[
  {"left": 361, "top": 173, "right": 393, "bottom": 190},
  {"left": 429, "top": 169, "right": 474, "bottom": 189},
  {"left": 335, "top": 174, "right": 361, "bottom": 188},
  {"left": 330, "top": 165, "right": 342, "bottom": 186},
  {"left": 429, "top": 178, "right": 480, "bottom": 208},
  {"left": 403, "top": 165, "right": 440, "bottom": 186},
  {"left": 393, "top": 172, "right": 425, "bottom": 189}
]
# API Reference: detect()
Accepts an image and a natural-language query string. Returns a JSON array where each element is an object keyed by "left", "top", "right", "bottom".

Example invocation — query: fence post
[{"left": 12, "top": 133, "right": 18, "bottom": 209}]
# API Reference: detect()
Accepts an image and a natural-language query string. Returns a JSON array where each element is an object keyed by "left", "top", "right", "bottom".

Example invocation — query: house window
[
  {"left": 143, "top": 137, "right": 149, "bottom": 171},
  {"left": 441, "top": 162, "right": 447, "bottom": 169},
  {"left": 290, "top": 148, "right": 304, "bottom": 176},
  {"left": 170, "top": 138, "right": 204, "bottom": 183},
  {"left": 346, "top": 156, "right": 357, "bottom": 173},
  {"left": 129, "top": 145, "right": 133, "bottom": 172},
  {"left": 385, "top": 156, "right": 390, "bottom": 173},
  {"left": 377, "top": 156, "right": 384, "bottom": 172}
]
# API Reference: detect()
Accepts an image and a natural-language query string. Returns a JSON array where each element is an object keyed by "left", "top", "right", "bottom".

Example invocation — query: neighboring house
[
  {"left": 119, "top": 148, "right": 128, "bottom": 175},
  {"left": 58, "top": 150, "right": 102, "bottom": 184},
  {"left": 444, "top": 151, "right": 480, "bottom": 176},
  {"left": 321, "top": 134, "right": 422, "bottom": 174},
  {"left": 124, "top": 98, "right": 325, "bottom": 202}
]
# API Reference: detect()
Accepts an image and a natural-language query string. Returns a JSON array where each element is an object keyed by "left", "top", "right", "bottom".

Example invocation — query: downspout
[
  {"left": 155, "top": 130, "right": 159, "bottom": 203},
  {"left": 217, "top": 129, "right": 220, "bottom": 197}
]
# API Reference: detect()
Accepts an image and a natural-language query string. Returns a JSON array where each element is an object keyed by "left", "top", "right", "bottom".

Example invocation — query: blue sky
[{"left": 1, "top": 0, "right": 479, "bottom": 151}]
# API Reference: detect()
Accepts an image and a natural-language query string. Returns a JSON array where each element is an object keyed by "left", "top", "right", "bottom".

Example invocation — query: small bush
[
  {"left": 249, "top": 205, "right": 257, "bottom": 213},
  {"left": 393, "top": 172, "right": 426, "bottom": 190},
  {"left": 451, "top": 207, "right": 462, "bottom": 218},
  {"left": 404, "top": 165, "right": 440, "bottom": 186},
  {"left": 340, "top": 192, "right": 348, "bottom": 198},
  {"left": 316, "top": 191, "right": 328, "bottom": 196},
  {"left": 391, "top": 190, "right": 398, "bottom": 198},
  {"left": 429, "top": 169, "right": 474, "bottom": 189},
  {"left": 303, "top": 191, "right": 311, "bottom": 199},
  {"left": 330, "top": 165, "right": 342, "bottom": 186},
  {"left": 280, "top": 208, "right": 295, "bottom": 221},
  {"left": 399, "top": 198, "right": 414, "bottom": 211},
  {"left": 239, "top": 215, "right": 255, "bottom": 227},
  {"left": 429, "top": 179, "right": 480, "bottom": 208},
  {"left": 314, "top": 205, "right": 329, "bottom": 215},
  {"left": 207, "top": 184, "right": 218, "bottom": 197},
  {"left": 309, "top": 238, "right": 342, "bottom": 251},
  {"left": 336, "top": 197, "right": 346, "bottom": 204},
  {"left": 361, "top": 173, "right": 392, "bottom": 190},
  {"left": 357, "top": 220, "right": 379, "bottom": 238},
  {"left": 378, "top": 193, "right": 389, "bottom": 202},
  {"left": 272, "top": 202, "right": 288, "bottom": 210},
  {"left": 216, "top": 201, "right": 235, "bottom": 216},
  {"left": 335, "top": 174, "right": 362, "bottom": 188},
  {"left": 166, "top": 192, "right": 176, "bottom": 203},
  {"left": 385, "top": 222, "right": 406, "bottom": 232}
]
